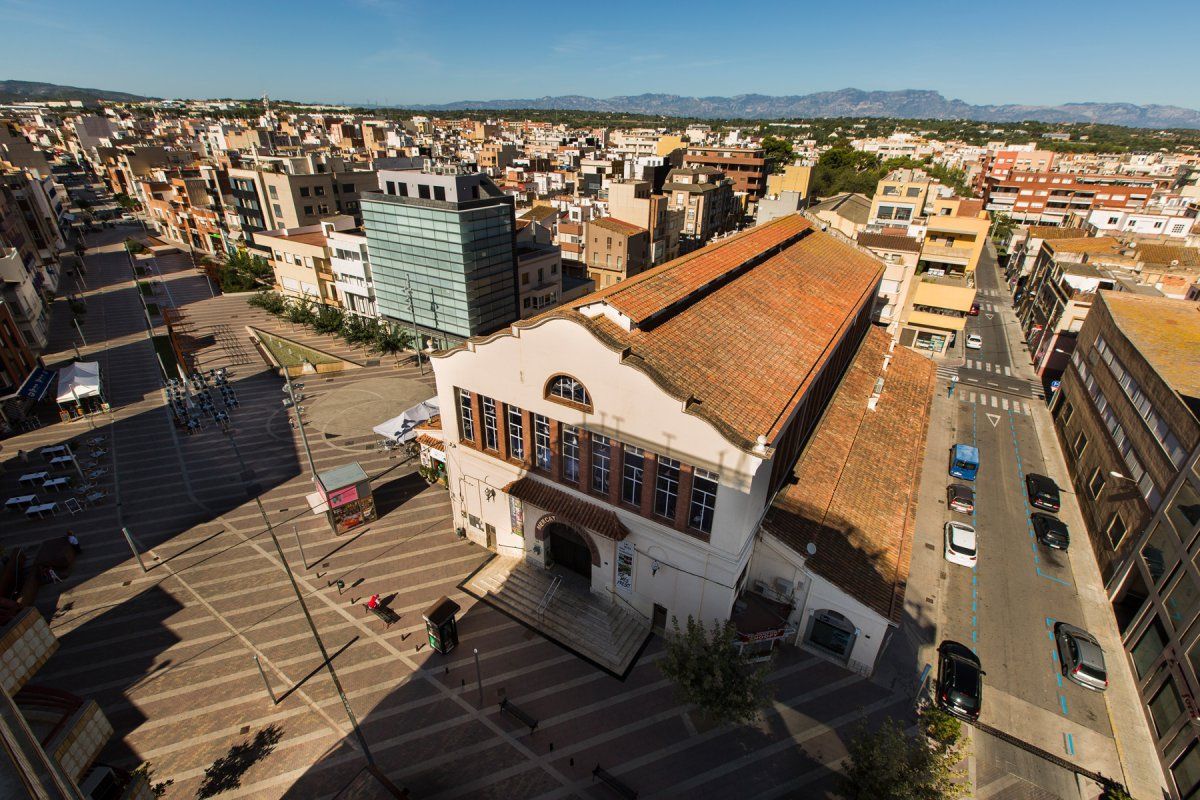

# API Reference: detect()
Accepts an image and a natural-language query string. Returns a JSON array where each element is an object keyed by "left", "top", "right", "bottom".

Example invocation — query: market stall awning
[
  {"left": 373, "top": 397, "right": 440, "bottom": 442},
  {"left": 55, "top": 361, "right": 101, "bottom": 403}
]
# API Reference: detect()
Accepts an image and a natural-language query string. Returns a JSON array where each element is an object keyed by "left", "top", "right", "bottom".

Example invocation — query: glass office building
[{"left": 361, "top": 170, "right": 519, "bottom": 346}]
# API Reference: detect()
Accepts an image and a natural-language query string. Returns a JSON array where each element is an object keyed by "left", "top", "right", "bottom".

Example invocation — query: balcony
[{"left": 919, "top": 244, "right": 973, "bottom": 266}]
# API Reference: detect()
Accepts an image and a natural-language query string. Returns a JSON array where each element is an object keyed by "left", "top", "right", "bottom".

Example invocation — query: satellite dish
[{"left": 806, "top": 542, "right": 817, "bottom": 556}]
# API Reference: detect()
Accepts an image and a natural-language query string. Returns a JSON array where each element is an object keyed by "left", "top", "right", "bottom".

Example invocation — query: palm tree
[{"left": 372, "top": 322, "right": 412, "bottom": 357}]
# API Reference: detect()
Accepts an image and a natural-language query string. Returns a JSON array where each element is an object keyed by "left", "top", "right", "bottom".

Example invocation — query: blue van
[{"left": 950, "top": 444, "right": 979, "bottom": 481}]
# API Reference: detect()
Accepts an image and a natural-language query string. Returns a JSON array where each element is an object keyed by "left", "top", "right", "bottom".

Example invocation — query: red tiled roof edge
[{"left": 503, "top": 476, "right": 630, "bottom": 541}]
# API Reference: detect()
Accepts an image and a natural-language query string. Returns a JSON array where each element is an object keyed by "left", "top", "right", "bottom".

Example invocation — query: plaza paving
[{"left": 0, "top": 225, "right": 919, "bottom": 798}]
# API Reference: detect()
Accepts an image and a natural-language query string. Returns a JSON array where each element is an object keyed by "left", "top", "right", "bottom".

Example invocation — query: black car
[
  {"left": 1025, "top": 473, "right": 1061, "bottom": 512},
  {"left": 947, "top": 484, "right": 975, "bottom": 514},
  {"left": 937, "top": 640, "right": 984, "bottom": 721},
  {"left": 1032, "top": 512, "right": 1070, "bottom": 550}
]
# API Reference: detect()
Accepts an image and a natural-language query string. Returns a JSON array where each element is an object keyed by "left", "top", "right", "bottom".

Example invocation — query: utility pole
[{"left": 283, "top": 371, "right": 316, "bottom": 476}]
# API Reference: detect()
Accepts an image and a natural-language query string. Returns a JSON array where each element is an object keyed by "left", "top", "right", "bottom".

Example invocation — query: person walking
[{"left": 948, "top": 374, "right": 959, "bottom": 398}]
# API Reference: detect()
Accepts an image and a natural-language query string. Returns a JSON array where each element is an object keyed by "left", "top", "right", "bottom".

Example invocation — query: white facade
[
  {"left": 1086, "top": 209, "right": 1196, "bottom": 240},
  {"left": 328, "top": 229, "right": 376, "bottom": 317},
  {"left": 433, "top": 315, "right": 769, "bottom": 627}
]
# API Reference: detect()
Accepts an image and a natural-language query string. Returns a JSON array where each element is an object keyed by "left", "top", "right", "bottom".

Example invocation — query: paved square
[{"left": 0, "top": 227, "right": 917, "bottom": 798}]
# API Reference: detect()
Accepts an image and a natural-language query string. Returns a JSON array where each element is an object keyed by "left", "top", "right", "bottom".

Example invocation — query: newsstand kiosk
[
  {"left": 312, "top": 461, "right": 376, "bottom": 535},
  {"left": 423, "top": 596, "right": 461, "bottom": 655}
]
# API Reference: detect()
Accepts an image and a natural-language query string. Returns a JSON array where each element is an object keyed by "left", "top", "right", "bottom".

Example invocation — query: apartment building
[
  {"left": 977, "top": 148, "right": 1057, "bottom": 187},
  {"left": 809, "top": 193, "right": 872, "bottom": 239},
  {"left": 1052, "top": 292, "right": 1197, "bottom": 584},
  {"left": 584, "top": 217, "right": 648, "bottom": 289},
  {"left": 478, "top": 142, "right": 519, "bottom": 175},
  {"left": 1086, "top": 208, "right": 1197, "bottom": 240},
  {"left": 0, "top": 184, "right": 51, "bottom": 350},
  {"left": 868, "top": 169, "right": 933, "bottom": 230},
  {"left": 857, "top": 232, "right": 922, "bottom": 330},
  {"left": 765, "top": 163, "right": 813, "bottom": 202},
  {"left": 361, "top": 168, "right": 519, "bottom": 347},
  {"left": 0, "top": 299, "right": 36, "bottom": 424},
  {"left": 430, "top": 214, "right": 933, "bottom": 674},
  {"left": 328, "top": 226, "right": 376, "bottom": 317},
  {"left": 682, "top": 146, "right": 768, "bottom": 200},
  {"left": 516, "top": 240, "right": 563, "bottom": 318},
  {"left": 984, "top": 171, "right": 1157, "bottom": 225},
  {"left": 140, "top": 173, "right": 225, "bottom": 255},
  {"left": 662, "top": 166, "right": 736, "bottom": 249},
  {"left": 256, "top": 215, "right": 357, "bottom": 307},
  {"left": 1113, "top": 434, "right": 1200, "bottom": 800},
  {"left": 606, "top": 179, "right": 680, "bottom": 266},
  {"left": 227, "top": 155, "right": 376, "bottom": 240}
]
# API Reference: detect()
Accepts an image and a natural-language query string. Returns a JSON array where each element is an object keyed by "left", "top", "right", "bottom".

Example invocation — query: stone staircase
[{"left": 464, "top": 556, "right": 650, "bottom": 677}]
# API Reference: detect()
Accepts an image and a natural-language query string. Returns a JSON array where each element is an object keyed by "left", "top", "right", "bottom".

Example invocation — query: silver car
[{"left": 1055, "top": 622, "right": 1107, "bottom": 691}]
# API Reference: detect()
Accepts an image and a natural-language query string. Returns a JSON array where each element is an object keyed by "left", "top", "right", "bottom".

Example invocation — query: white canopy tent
[
  {"left": 55, "top": 361, "right": 102, "bottom": 404},
  {"left": 373, "top": 397, "right": 440, "bottom": 443}
]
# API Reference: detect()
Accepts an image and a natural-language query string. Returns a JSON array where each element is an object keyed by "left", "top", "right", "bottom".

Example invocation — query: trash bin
[{"left": 423, "top": 595, "right": 461, "bottom": 655}]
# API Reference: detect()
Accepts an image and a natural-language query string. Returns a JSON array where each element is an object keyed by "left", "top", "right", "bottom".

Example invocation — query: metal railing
[{"left": 535, "top": 575, "right": 561, "bottom": 623}]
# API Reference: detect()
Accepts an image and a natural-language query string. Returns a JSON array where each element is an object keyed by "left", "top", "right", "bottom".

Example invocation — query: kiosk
[
  {"left": 423, "top": 596, "right": 461, "bottom": 655},
  {"left": 314, "top": 462, "right": 376, "bottom": 535}
]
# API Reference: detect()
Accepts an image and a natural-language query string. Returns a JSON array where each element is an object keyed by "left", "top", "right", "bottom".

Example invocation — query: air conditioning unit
[
  {"left": 752, "top": 579, "right": 769, "bottom": 595},
  {"left": 774, "top": 577, "right": 794, "bottom": 597}
]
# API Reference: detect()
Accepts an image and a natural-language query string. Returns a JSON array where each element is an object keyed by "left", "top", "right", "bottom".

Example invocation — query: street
[{"left": 914, "top": 244, "right": 1159, "bottom": 799}]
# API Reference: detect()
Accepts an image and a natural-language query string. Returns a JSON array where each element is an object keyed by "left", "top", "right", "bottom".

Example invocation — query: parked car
[
  {"left": 944, "top": 521, "right": 977, "bottom": 568},
  {"left": 969, "top": 301, "right": 981, "bottom": 316},
  {"left": 948, "top": 484, "right": 975, "bottom": 514},
  {"left": 1032, "top": 512, "right": 1069, "bottom": 550},
  {"left": 1025, "top": 473, "right": 1061, "bottom": 512},
  {"left": 937, "top": 640, "right": 984, "bottom": 720},
  {"left": 1054, "top": 622, "right": 1108, "bottom": 691},
  {"left": 966, "top": 333, "right": 983, "bottom": 349}
]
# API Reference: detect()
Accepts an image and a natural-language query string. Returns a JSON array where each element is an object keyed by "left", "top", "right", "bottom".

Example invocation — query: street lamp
[{"left": 220, "top": 430, "right": 398, "bottom": 791}]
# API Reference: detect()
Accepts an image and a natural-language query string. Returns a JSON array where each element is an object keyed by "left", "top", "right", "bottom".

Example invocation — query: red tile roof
[
  {"left": 504, "top": 477, "right": 630, "bottom": 541},
  {"left": 762, "top": 328, "right": 935, "bottom": 624},
  {"left": 447, "top": 214, "right": 885, "bottom": 453},
  {"left": 857, "top": 232, "right": 921, "bottom": 253},
  {"left": 588, "top": 216, "right": 646, "bottom": 236}
]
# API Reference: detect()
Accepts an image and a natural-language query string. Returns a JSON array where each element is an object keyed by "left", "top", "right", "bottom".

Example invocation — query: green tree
[
  {"left": 341, "top": 314, "right": 379, "bottom": 346},
  {"left": 114, "top": 192, "right": 139, "bottom": 211},
  {"left": 1099, "top": 784, "right": 1134, "bottom": 800},
  {"left": 659, "top": 615, "right": 771, "bottom": 726},
  {"left": 761, "top": 135, "right": 795, "bottom": 174},
  {"left": 990, "top": 212, "right": 1017, "bottom": 243},
  {"left": 810, "top": 146, "right": 887, "bottom": 198},
  {"left": 129, "top": 762, "right": 173, "bottom": 797},
  {"left": 920, "top": 706, "right": 963, "bottom": 749},
  {"left": 372, "top": 321, "right": 412, "bottom": 356},
  {"left": 312, "top": 305, "right": 345, "bottom": 335},
  {"left": 285, "top": 296, "right": 316, "bottom": 326},
  {"left": 218, "top": 248, "right": 272, "bottom": 292},
  {"left": 248, "top": 290, "right": 286, "bottom": 315},
  {"left": 841, "top": 716, "right": 967, "bottom": 800}
]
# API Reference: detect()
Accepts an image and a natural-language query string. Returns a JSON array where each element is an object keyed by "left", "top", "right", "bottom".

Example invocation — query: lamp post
[
  {"left": 221, "top": 430, "right": 377, "bottom": 768},
  {"left": 283, "top": 373, "right": 316, "bottom": 476}
]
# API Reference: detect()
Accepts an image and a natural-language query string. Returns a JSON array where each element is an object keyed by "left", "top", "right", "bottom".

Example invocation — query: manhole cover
[
  {"left": 924, "top": 543, "right": 936, "bottom": 551},
  {"left": 239, "top": 725, "right": 250, "bottom": 735}
]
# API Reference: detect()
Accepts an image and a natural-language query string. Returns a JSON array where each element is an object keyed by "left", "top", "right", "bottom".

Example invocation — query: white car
[
  {"left": 944, "top": 521, "right": 977, "bottom": 568},
  {"left": 966, "top": 334, "right": 983, "bottom": 350}
]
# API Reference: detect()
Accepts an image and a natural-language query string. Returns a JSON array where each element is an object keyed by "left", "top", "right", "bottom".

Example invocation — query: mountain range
[
  {"left": 405, "top": 89, "right": 1200, "bottom": 129},
  {"left": 0, "top": 79, "right": 148, "bottom": 103}
]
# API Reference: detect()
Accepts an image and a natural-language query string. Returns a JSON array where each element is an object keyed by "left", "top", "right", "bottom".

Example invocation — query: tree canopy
[
  {"left": 659, "top": 615, "right": 772, "bottom": 726},
  {"left": 840, "top": 712, "right": 967, "bottom": 800}
]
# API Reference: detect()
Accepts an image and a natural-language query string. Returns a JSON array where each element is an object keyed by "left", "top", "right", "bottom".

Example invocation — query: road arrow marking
[
  {"left": 985, "top": 313, "right": 995, "bottom": 319},
  {"left": 987, "top": 413, "right": 1001, "bottom": 428}
]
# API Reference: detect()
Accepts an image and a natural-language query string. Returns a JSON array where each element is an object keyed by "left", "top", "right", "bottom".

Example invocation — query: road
[{"left": 934, "top": 244, "right": 1120, "bottom": 798}]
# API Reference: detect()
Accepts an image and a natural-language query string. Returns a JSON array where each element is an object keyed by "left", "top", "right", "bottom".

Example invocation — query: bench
[
  {"left": 363, "top": 603, "right": 400, "bottom": 628},
  {"left": 499, "top": 697, "right": 538, "bottom": 733},
  {"left": 592, "top": 765, "right": 637, "bottom": 799}
]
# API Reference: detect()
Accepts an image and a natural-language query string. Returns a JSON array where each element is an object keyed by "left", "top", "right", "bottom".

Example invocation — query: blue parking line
[
  {"left": 1038, "top": 568, "right": 1071, "bottom": 587},
  {"left": 972, "top": 629, "right": 978, "bottom": 642},
  {"left": 1060, "top": 695, "right": 1069, "bottom": 715},
  {"left": 1065, "top": 733, "right": 1075, "bottom": 755}
]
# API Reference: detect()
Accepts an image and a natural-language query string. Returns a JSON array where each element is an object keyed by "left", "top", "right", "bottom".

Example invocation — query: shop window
[
  {"left": 1167, "top": 575, "right": 1200, "bottom": 632},
  {"left": 1134, "top": 617, "right": 1170, "bottom": 678},
  {"left": 805, "top": 610, "right": 857, "bottom": 662},
  {"left": 1143, "top": 521, "right": 1179, "bottom": 585},
  {"left": 1150, "top": 678, "right": 1186, "bottom": 737}
]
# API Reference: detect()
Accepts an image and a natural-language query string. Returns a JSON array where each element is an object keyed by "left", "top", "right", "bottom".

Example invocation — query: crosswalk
[
  {"left": 963, "top": 358, "right": 1012, "bottom": 376},
  {"left": 958, "top": 390, "right": 1036, "bottom": 415}
]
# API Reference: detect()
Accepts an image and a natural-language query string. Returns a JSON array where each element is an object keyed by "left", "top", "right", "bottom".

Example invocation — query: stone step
[{"left": 467, "top": 558, "right": 649, "bottom": 672}]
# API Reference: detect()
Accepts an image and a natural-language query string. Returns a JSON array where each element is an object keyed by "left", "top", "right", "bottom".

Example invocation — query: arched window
[{"left": 545, "top": 374, "right": 591, "bottom": 409}]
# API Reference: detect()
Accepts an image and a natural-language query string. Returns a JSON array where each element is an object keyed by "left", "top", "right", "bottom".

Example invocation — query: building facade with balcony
[
  {"left": 983, "top": 171, "right": 1157, "bottom": 225},
  {"left": 328, "top": 226, "right": 376, "bottom": 317},
  {"left": 681, "top": 146, "right": 767, "bottom": 200},
  {"left": 257, "top": 215, "right": 357, "bottom": 307}
]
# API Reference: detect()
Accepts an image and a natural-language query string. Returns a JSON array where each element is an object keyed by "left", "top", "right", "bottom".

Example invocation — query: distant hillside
[
  {"left": 0, "top": 79, "right": 148, "bottom": 103},
  {"left": 406, "top": 88, "right": 1200, "bottom": 129}
]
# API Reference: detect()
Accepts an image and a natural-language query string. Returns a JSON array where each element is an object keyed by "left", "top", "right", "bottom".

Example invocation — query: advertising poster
[
  {"left": 509, "top": 495, "right": 524, "bottom": 537},
  {"left": 616, "top": 540, "right": 634, "bottom": 595}
]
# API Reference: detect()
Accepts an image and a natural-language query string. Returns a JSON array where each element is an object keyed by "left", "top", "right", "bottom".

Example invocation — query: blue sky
[{"left": 5, "top": 0, "right": 1198, "bottom": 108}]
